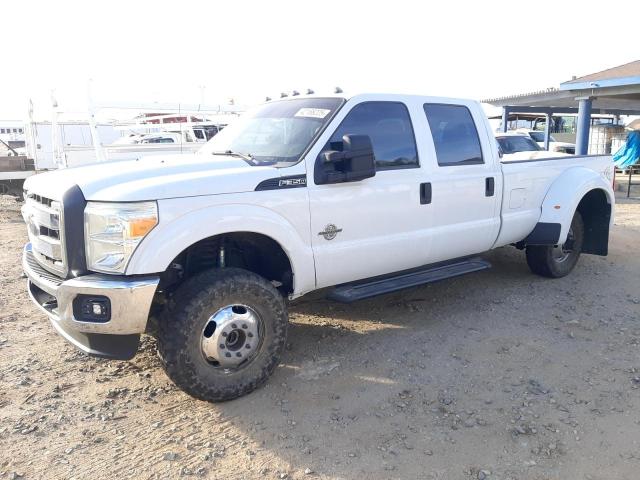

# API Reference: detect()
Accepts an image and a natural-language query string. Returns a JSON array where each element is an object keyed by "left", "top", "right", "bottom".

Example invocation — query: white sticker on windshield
[{"left": 294, "top": 108, "right": 331, "bottom": 119}]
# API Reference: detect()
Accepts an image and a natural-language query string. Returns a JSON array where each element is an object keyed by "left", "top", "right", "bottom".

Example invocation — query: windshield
[
  {"left": 199, "top": 97, "right": 344, "bottom": 166},
  {"left": 528, "top": 131, "right": 556, "bottom": 143},
  {"left": 496, "top": 135, "right": 542, "bottom": 154}
]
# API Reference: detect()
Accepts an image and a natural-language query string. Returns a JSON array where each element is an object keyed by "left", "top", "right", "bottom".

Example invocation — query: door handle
[
  {"left": 420, "top": 182, "right": 432, "bottom": 204},
  {"left": 485, "top": 177, "right": 495, "bottom": 197}
]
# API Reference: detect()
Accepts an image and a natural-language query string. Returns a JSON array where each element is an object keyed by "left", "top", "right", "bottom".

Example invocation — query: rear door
[
  {"left": 421, "top": 102, "right": 502, "bottom": 262},
  {"left": 306, "top": 99, "right": 435, "bottom": 289}
]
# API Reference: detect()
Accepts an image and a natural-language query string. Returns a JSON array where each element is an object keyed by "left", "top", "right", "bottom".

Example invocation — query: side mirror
[{"left": 314, "top": 134, "right": 376, "bottom": 185}]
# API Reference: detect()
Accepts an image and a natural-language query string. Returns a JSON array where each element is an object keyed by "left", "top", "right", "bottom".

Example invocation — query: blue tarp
[{"left": 613, "top": 130, "right": 640, "bottom": 169}]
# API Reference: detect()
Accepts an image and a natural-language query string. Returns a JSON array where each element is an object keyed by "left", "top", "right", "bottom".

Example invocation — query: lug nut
[
  {"left": 219, "top": 344, "right": 225, "bottom": 349},
  {"left": 242, "top": 324, "right": 248, "bottom": 329},
  {"left": 225, "top": 352, "right": 231, "bottom": 357},
  {"left": 245, "top": 344, "right": 251, "bottom": 349},
  {"left": 236, "top": 352, "right": 242, "bottom": 357},
  {"left": 248, "top": 332, "right": 254, "bottom": 338},
  {"left": 221, "top": 332, "right": 227, "bottom": 337},
  {"left": 231, "top": 323, "right": 237, "bottom": 329}
]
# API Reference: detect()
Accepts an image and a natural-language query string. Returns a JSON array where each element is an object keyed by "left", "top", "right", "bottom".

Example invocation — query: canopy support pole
[{"left": 575, "top": 97, "right": 593, "bottom": 155}]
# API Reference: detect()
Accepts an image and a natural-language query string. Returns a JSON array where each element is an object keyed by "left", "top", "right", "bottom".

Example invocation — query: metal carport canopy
[{"left": 482, "top": 60, "right": 640, "bottom": 154}]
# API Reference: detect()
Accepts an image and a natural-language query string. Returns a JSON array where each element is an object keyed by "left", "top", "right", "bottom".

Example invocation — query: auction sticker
[{"left": 294, "top": 108, "right": 331, "bottom": 119}]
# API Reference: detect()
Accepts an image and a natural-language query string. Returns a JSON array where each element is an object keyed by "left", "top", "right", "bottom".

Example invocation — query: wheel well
[
  {"left": 161, "top": 232, "right": 294, "bottom": 295},
  {"left": 576, "top": 189, "right": 611, "bottom": 256}
]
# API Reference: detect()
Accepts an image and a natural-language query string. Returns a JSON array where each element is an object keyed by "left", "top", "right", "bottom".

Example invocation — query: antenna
[
  {"left": 50, "top": 89, "right": 58, "bottom": 109},
  {"left": 87, "top": 79, "right": 106, "bottom": 163},
  {"left": 50, "top": 89, "right": 65, "bottom": 168},
  {"left": 334, "top": 87, "right": 343, "bottom": 94}
]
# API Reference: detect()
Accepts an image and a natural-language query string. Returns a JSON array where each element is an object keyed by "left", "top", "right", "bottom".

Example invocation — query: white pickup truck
[{"left": 21, "top": 93, "right": 615, "bottom": 401}]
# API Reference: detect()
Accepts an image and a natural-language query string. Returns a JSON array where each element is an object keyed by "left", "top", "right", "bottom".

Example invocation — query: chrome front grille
[
  {"left": 24, "top": 246, "right": 64, "bottom": 287},
  {"left": 22, "top": 192, "right": 66, "bottom": 277}
]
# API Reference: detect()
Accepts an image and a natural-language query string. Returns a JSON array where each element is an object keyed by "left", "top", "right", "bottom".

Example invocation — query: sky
[{"left": 2, "top": 0, "right": 639, "bottom": 121}]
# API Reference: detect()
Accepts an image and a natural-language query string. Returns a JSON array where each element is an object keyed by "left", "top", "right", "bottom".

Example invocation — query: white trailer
[{"left": 0, "top": 101, "right": 245, "bottom": 196}]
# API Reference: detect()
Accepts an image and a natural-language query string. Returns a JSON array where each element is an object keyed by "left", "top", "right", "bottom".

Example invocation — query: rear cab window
[
  {"left": 194, "top": 129, "right": 206, "bottom": 140},
  {"left": 324, "top": 101, "right": 418, "bottom": 171},
  {"left": 423, "top": 104, "right": 484, "bottom": 166}
]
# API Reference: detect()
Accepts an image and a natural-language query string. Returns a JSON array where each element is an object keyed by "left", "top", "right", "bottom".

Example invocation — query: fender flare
[
  {"left": 526, "top": 166, "right": 614, "bottom": 245},
  {"left": 125, "top": 202, "right": 316, "bottom": 296}
]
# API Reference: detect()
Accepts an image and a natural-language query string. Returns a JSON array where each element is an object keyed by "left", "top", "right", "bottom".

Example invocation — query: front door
[{"left": 307, "top": 100, "right": 434, "bottom": 289}]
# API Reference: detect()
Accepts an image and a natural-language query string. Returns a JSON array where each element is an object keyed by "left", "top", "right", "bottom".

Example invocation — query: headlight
[{"left": 84, "top": 201, "right": 158, "bottom": 274}]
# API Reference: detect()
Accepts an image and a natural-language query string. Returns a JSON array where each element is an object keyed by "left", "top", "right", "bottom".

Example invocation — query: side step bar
[{"left": 328, "top": 257, "right": 491, "bottom": 303}]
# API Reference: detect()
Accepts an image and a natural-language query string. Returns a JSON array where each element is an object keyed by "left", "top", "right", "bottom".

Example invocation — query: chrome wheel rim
[
  {"left": 552, "top": 226, "right": 575, "bottom": 263},
  {"left": 201, "top": 305, "right": 263, "bottom": 370}
]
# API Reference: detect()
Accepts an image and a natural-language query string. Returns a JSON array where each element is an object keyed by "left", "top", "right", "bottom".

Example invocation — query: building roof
[{"left": 562, "top": 60, "right": 640, "bottom": 87}]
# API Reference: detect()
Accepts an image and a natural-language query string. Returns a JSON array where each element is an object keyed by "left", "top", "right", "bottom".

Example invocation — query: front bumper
[{"left": 22, "top": 243, "right": 160, "bottom": 360}]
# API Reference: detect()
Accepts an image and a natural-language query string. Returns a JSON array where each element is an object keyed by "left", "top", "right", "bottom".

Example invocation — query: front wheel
[
  {"left": 157, "top": 268, "right": 288, "bottom": 402},
  {"left": 526, "top": 211, "right": 584, "bottom": 278}
]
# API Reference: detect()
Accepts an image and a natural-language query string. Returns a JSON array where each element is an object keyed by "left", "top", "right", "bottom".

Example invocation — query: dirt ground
[{"left": 1, "top": 194, "right": 639, "bottom": 480}]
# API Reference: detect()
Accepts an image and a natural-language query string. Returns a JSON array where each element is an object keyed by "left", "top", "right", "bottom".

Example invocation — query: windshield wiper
[{"left": 211, "top": 150, "right": 254, "bottom": 163}]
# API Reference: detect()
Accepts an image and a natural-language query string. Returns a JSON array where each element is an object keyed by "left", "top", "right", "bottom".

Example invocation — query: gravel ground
[{"left": 0, "top": 194, "right": 639, "bottom": 480}]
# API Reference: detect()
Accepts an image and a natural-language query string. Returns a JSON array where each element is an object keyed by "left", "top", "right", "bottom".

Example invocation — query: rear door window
[{"left": 423, "top": 104, "right": 484, "bottom": 166}]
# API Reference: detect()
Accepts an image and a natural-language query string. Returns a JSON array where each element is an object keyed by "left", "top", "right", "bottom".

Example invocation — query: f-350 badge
[{"left": 318, "top": 224, "right": 342, "bottom": 241}]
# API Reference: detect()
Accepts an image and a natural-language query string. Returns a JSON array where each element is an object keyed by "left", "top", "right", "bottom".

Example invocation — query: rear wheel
[
  {"left": 526, "top": 211, "right": 584, "bottom": 278},
  {"left": 157, "top": 268, "right": 288, "bottom": 402}
]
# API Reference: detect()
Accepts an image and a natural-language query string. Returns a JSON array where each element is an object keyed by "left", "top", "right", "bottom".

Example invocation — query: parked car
[
  {"left": 515, "top": 128, "right": 576, "bottom": 154},
  {"left": 21, "top": 93, "right": 615, "bottom": 401},
  {"left": 496, "top": 132, "right": 570, "bottom": 161}
]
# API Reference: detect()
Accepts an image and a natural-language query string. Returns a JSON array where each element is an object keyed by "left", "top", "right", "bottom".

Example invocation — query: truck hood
[
  {"left": 23, "top": 154, "right": 280, "bottom": 201},
  {"left": 501, "top": 150, "right": 570, "bottom": 162},
  {"left": 548, "top": 141, "right": 576, "bottom": 153},
  {"left": 549, "top": 141, "right": 575, "bottom": 148}
]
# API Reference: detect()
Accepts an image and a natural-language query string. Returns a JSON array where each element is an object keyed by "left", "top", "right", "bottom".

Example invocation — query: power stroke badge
[{"left": 318, "top": 224, "right": 342, "bottom": 241}]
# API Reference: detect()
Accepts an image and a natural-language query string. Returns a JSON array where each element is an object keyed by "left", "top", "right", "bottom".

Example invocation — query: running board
[{"left": 328, "top": 257, "right": 491, "bottom": 303}]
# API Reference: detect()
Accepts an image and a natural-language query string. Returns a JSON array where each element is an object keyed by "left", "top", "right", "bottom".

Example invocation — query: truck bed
[{"left": 495, "top": 154, "right": 613, "bottom": 247}]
